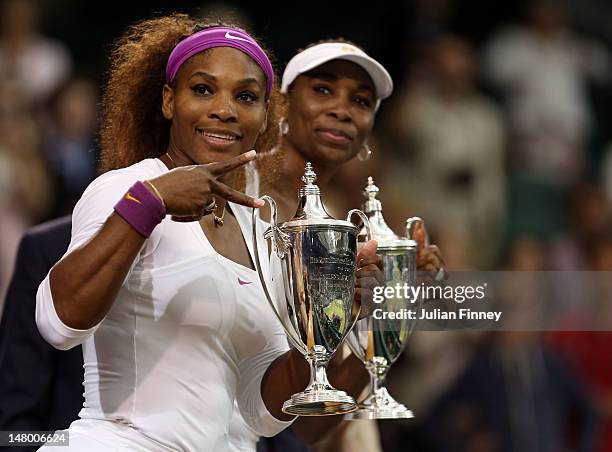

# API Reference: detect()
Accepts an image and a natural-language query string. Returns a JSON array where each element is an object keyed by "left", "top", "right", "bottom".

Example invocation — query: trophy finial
[
  {"left": 363, "top": 176, "right": 383, "bottom": 214},
  {"left": 298, "top": 161, "right": 323, "bottom": 203},
  {"left": 302, "top": 162, "right": 317, "bottom": 186},
  {"left": 364, "top": 176, "right": 379, "bottom": 200}
]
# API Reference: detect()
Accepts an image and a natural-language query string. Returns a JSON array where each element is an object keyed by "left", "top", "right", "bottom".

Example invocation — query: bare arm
[
  {"left": 50, "top": 214, "right": 145, "bottom": 329},
  {"left": 48, "top": 152, "right": 263, "bottom": 331}
]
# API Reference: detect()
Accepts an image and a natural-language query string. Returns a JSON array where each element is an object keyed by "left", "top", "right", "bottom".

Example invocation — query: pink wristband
[{"left": 114, "top": 181, "right": 166, "bottom": 237}]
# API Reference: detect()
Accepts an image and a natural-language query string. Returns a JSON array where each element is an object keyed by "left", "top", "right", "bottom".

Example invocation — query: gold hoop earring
[{"left": 357, "top": 142, "right": 372, "bottom": 161}]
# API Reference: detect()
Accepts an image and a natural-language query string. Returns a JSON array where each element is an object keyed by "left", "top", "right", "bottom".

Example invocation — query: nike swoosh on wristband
[
  {"left": 238, "top": 277, "right": 252, "bottom": 286},
  {"left": 225, "top": 31, "right": 252, "bottom": 43},
  {"left": 125, "top": 192, "right": 143, "bottom": 205}
]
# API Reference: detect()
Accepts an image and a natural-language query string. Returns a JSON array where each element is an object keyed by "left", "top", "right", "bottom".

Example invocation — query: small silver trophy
[
  {"left": 346, "top": 177, "right": 427, "bottom": 419},
  {"left": 252, "top": 163, "right": 372, "bottom": 416}
]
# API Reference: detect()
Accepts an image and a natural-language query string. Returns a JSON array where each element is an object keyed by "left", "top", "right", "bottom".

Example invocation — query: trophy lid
[
  {"left": 282, "top": 163, "right": 356, "bottom": 231},
  {"left": 362, "top": 177, "right": 417, "bottom": 251}
]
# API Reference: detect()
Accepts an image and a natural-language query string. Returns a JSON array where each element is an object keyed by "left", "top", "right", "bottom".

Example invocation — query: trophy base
[
  {"left": 282, "top": 389, "right": 357, "bottom": 416},
  {"left": 345, "top": 403, "right": 414, "bottom": 420},
  {"left": 345, "top": 388, "right": 414, "bottom": 420}
]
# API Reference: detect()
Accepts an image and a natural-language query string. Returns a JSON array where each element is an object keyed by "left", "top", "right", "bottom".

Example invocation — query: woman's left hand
[{"left": 354, "top": 240, "right": 384, "bottom": 320}]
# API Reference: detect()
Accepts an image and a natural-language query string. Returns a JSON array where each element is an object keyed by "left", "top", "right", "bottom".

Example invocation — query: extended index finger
[
  {"left": 206, "top": 150, "right": 257, "bottom": 177},
  {"left": 210, "top": 179, "right": 264, "bottom": 208}
]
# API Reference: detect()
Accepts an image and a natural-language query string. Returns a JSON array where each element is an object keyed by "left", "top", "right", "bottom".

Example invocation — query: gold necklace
[
  {"left": 213, "top": 202, "right": 226, "bottom": 227},
  {"left": 165, "top": 152, "right": 177, "bottom": 168}
]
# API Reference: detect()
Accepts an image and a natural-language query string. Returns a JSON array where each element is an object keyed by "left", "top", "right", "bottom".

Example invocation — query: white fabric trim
[{"left": 35, "top": 275, "right": 99, "bottom": 351}]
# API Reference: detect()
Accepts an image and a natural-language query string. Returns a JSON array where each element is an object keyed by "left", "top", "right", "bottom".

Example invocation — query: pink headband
[{"left": 165, "top": 26, "right": 274, "bottom": 99}]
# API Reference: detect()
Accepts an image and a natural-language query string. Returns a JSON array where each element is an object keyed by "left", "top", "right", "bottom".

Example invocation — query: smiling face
[
  {"left": 285, "top": 59, "right": 376, "bottom": 167},
  {"left": 162, "top": 46, "right": 268, "bottom": 164}
]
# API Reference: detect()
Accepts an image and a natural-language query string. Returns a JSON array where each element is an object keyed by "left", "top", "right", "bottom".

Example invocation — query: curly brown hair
[{"left": 99, "top": 13, "right": 280, "bottom": 173}]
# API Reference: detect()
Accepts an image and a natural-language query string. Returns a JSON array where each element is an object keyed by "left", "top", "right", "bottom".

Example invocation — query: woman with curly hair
[{"left": 34, "top": 14, "right": 337, "bottom": 451}]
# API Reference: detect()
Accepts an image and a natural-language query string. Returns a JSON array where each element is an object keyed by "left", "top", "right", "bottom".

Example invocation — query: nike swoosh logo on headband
[{"left": 225, "top": 31, "right": 252, "bottom": 43}]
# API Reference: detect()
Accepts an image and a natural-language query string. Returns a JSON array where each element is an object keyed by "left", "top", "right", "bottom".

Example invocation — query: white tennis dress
[
  {"left": 227, "top": 164, "right": 294, "bottom": 452},
  {"left": 35, "top": 158, "right": 293, "bottom": 451},
  {"left": 228, "top": 198, "right": 278, "bottom": 452}
]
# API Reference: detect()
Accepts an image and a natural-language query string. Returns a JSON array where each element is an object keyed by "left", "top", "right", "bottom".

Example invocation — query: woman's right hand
[{"left": 145, "top": 150, "right": 264, "bottom": 221}]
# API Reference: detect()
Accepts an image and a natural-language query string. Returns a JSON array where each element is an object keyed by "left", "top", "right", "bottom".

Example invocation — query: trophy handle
[
  {"left": 346, "top": 319, "right": 371, "bottom": 362},
  {"left": 406, "top": 216, "right": 429, "bottom": 247},
  {"left": 252, "top": 197, "right": 308, "bottom": 355},
  {"left": 406, "top": 216, "right": 447, "bottom": 284},
  {"left": 345, "top": 209, "right": 374, "bottom": 342},
  {"left": 347, "top": 209, "right": 373, "bottom": 242}
]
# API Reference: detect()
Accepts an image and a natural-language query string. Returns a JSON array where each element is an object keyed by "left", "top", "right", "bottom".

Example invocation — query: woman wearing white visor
[{"left": 229, "top": 40, "right": 445, "bottom": 452}]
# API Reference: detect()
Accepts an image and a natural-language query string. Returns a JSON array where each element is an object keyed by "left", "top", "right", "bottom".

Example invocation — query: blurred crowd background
[{"left": 1, "top": 0, "right": 612, "bottom": 451}]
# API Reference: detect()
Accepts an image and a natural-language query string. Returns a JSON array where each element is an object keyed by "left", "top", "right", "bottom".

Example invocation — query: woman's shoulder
[
  {"left": 83, "top": 158, "right": 165, "bottom": 193},
  {"left": 97, "top": 158, "right": 166, "bottom": 181},
  {"left": 73, "top": 158, "right": 166, "bottom": 216}
]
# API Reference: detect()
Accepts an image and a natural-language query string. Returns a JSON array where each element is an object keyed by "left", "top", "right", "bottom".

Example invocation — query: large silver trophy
[
  {"left": 252, "top": 163, "right": 372, "bottom": 416},
  {"left": 346, "top": 177, "right": 427, "bottom": 420}
]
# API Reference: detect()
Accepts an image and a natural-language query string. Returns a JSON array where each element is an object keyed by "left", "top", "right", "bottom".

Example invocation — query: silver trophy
[
  {"left": 346, "top": 177, "right": 428, "bottom": 419},
  {"left": 251, "top": 163, "right": 372, "bottom": 416}
]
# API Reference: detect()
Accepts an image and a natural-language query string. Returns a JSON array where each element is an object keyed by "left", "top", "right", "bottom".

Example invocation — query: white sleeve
[
  {"left": 67, "top": 169, "right": 145, "bottom": 253},
  {"left": 35, "top": 168, "right": 146, "bottom": 350},
  {"left": 35, "top": 276, "right": 98, "bottom": 350},
  {"left": 236, "top": 320, "right": 295, "bottom": 437}
]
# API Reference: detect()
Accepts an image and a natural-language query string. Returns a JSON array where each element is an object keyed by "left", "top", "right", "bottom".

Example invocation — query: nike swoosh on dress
[{"left": 238, "top": 277, "right": 252, "bottom": 286}]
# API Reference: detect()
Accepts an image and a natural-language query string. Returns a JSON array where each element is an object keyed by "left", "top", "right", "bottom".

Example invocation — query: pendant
[{"left": 214, "top": 215, "right": 224, "bottom": 227}]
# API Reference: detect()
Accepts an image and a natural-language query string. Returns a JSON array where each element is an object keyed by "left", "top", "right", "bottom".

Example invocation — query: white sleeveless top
[{"left": 35, "top": 158, "right": 293, "bottom": 451}]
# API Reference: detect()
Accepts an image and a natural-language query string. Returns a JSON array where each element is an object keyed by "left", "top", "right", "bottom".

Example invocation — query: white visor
[{"left": 281, "top": 42, "right": 394, "bottom": 102}]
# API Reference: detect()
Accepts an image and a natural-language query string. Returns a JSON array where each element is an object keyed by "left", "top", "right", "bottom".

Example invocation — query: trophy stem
[
  {"left": 346, "top": 357, "right": 414, "bottom": 420},
  {"left": 282, "top": 346, "right": 357, "bottom": 416},
  {"left": 366, "top": 358, "right": 389, "bottom": 402},
  {"left": 307, "top": 349, "right": 332, "bottom": 392}
]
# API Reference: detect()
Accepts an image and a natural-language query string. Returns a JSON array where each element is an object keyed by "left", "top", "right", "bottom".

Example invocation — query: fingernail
[
  {"left": 245, "top": 150, "right": 256, "bottom": 158},
  {"left": 254, "top": 198, "right": 265, "bottom": 207}
]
